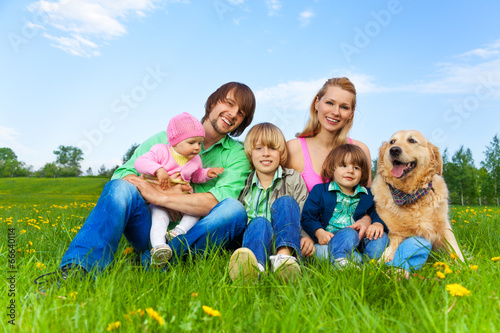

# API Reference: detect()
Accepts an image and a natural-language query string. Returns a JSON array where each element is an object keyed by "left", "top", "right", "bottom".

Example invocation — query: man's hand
[
  {"left": 348, "top": 214, "right": 371, "bottom": 240},
  {"left": 300, "top": 236, "right": 316, "bottom": 257},
  {"left": 207, "top": 167, "right": 224, "bottom": 178},
  {"left": 126, "top": 176, "right": 191, "bottom": 205},
  {"left": 315, "top": 228, "right": 333, "bottom": 245}
]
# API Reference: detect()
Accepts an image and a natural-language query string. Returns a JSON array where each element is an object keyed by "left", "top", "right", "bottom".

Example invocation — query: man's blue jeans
[
  {"left": 314, "top": 227, "right": 389, "bottom": 264},
  {"left": 60, "top": 179, "right": 247, "bottom": 272},
  {"left": 241, "top": 196, "right": 302, "bottom": 267}
]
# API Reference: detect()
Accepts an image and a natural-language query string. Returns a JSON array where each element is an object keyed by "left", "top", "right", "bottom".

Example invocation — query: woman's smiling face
[{"left": 315, "top": 85, "right": 354, "bottom": 133}]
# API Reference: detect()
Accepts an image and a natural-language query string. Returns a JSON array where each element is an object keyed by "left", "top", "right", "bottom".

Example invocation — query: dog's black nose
[{"left": 390, "top": 146, "right": 402, "bottom": 157}]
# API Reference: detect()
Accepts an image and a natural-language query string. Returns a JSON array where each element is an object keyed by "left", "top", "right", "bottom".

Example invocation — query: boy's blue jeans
[
  {"left": 60, "top": 179, "right": 247, "bottom": 272},
  {"left": 241, "top": 196, "right": 302, "bottom": 267},
  {"left": 314, "top": 227, "right": 389, "bottom": 264}
]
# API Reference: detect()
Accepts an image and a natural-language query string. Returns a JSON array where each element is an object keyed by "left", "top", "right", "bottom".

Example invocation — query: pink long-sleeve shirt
[{"left": 134, "top": 143, "right": 211, "bottom": 183}]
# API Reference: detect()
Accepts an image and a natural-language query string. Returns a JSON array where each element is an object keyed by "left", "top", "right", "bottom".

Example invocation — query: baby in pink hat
[{"left": 134, "top": 112, "right": 224, "bottom": 267}]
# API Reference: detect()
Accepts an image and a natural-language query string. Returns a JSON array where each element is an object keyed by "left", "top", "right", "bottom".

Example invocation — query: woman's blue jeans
[
  {"left": 60, "top": 179, "right": 247, "bottom": 272},
  {"left": 385, "top": 236, "right": 432, "bottom": 271},
  {"left": 315, "top": 227, "right": 389, "bottom": 264},
  {"left": 241, "top": 196, "right": 302, "bottom": 267}
]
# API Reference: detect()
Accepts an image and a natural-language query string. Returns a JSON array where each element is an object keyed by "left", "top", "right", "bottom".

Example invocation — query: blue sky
[{"left": 1, "top": 0, "right": 499, "bottom": 173}]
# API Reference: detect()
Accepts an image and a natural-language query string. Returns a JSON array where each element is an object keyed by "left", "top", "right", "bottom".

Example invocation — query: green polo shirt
[
  {"left": 243, "top": 167, "right": 283, "bottom": 223},
  {"left": 112, "top": 131, "right": 251, "bottom": 203},
  {"left": 325, "top": 182, "right": 368, "bottom": 232}
]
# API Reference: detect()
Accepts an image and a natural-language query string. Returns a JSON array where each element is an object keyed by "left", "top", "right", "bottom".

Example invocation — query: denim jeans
[
  {"left": 60, "top": 179, "right": 247, "bottom": 272},
  {"left": 314, "top": 227, "right": 389, "bottom": 264},
  {"left": 241, "top": 196, "right": 302, "bottom": 267},
  {"left": 386, "top": 236, "right": 432, "bottom": 271}
]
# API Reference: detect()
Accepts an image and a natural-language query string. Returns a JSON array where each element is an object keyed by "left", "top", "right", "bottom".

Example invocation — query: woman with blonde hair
[{"left": 286, "top": 77, "right": 372, "bottom": 257}]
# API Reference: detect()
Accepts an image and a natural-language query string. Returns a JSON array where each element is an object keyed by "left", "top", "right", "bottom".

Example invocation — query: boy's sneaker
[
  {"left": 150, "top": 245, "right": 172, "bottom": 267},
  {"left": 333, "top": 257, "right": 361, "bottom": 270},
  {"left": 228, "top": 248, "right": 260, "bottom": 281},
  {"left": 270, "top": 254, "right": 301, "bottom": 282}
]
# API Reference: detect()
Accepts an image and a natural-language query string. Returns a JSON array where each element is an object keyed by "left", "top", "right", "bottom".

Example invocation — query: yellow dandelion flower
[
  {"left": 444, "top": 267, "right": 453, "bottom": 274},
  {"left": 433, "top": 262, "right": 448, "bottom": 268},
  {"left": 36, "top": 262, "right": 46, "bottom": 270},
  {"left": 469, "top": 265, "right": 478, "bottom": 270},
  {"left": 106, "top": 321, "right": 120, "bottom": 331},
  {"left": 436, "top": 271, "right": 446, "bottom": 279},
  {"left": 146, "top": 308, "right": 164, "bottom": 325},
  {"left": 28, "top": 241, "right": 33, "bottom": 246},
  {"left": 492, "top": 257, "right": 500, "bottom": 262},
  {"left": 203, "top": 306, "right": 221, "bottom": 317},
  {"left": 446, "top": 284, "right": 470, "bottom": 297},
  {"left": 20, "top": 229, "right": 26, "bottom": 234},
  {"left": 122, "top": 247, "right": 134, "bottom": 255},
  {"left": 191, "top": 293, "right": 198, "bottom": 297},
  {"left": 450, "top": 253, "right": 457, "bottom": 260}
]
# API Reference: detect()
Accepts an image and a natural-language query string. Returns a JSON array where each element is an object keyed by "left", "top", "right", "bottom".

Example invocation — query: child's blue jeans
[
  {"left": 60, "top": 179, "right": 247, "bottom": 272},
  {"left": 314, "top": 227, "right": 389, "bottom": 264},
  {"left": 315, "top": 229, "right": 431, "bottom": 271},
  {"left": 241, "top": 196, "right": 302, "bottom": 267}
]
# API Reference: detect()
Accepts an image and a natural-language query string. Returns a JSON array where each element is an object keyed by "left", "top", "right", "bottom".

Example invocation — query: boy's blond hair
[{"left": 244, "top": 123, "right": 288, "bottom": 170}]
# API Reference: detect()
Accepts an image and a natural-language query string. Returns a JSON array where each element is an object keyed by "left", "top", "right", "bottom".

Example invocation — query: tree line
[
  {"left": 0, "top": 144, "right": 138, "bottom": 179},
  {"left": 2, "top": 135, "right": 499, "bottom": 206}
]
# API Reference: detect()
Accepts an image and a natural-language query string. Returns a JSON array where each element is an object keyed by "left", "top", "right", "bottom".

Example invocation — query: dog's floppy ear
[
  {"left": 429, "top": 142, "right": 443, "bottom": 175},
  {"left": 377, "top": 141, "right": 389, "bottom": 174}
]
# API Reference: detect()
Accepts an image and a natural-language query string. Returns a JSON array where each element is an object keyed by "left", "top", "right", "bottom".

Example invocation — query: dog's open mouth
[{"left": 391, "top": 160, "right": 417, "bottom": 178}]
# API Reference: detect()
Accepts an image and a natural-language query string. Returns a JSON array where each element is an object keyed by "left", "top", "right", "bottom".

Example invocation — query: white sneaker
[
  {"left": 333, "top": 257, "right": 360, "bottom": 270},
  {"left": 165, "top": 230, "right": 178, "bottom": 242},
  {"left": 166, "top": 226, "right": 186, "bottom": 241},
  {"left": 150, "top": 245, "right": 172, "bottom": 267},
  {"left": 228, "top": 248, "right": 259, "bottom": 281},
  {"left": 270, "top": 254, "right": 301, "bottom": 282}
]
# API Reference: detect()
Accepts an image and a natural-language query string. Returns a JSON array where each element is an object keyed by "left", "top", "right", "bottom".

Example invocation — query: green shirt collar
[
  {"left": 251, "top": 166, "right": 283, "bottom": 189},
  {"left": 202, "top": 135, "right": 239, "bottom": 154},
  {"left": 328, "top": 181, "right": 367, "bottom": 196}
]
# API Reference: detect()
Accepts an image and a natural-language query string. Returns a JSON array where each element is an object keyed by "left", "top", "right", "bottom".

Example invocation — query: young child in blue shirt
[
  {"left": 228, "top": 123, "right": 308, "bottom": 281},
  {"left": 301, "top": 144, "right": 389, "bottom": 267}
]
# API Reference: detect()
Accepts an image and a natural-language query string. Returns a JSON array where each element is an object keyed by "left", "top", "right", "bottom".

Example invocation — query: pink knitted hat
[{"left": 167, "top": 112, "right": 205, "bottom": 146}]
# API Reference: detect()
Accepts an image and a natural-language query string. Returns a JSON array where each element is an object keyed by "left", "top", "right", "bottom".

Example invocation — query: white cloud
[
  {"left": 43, "top": 32, "right": 100, "bottom": 57},
  {"left": 254, "top": 73, "right": 389, "bottom": 113},
  {"left": 393, "top": 58, "right": 500, "bottom": 97},
  {"left": 0, "top": 126, "right": 39, "bottom": 165},
  {"left": 26, "top": 0, "right": 187, "bottom": 57},
  {"left": 299, "top": 10, "right": 314, "bottom": 27},
  {"left": 0, "top": 126, "right": 21, "bottom": 143},
  {"left": 458, "top": 39, "right": 500, "bottom": 59},
  {"left": 265, "top": 0, "right": 282, "bottom": 16}
]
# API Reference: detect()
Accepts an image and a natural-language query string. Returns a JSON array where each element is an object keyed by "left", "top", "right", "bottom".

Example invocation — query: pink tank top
[{"left": 299, "top": 137, "right": 353, "bottom": 192}]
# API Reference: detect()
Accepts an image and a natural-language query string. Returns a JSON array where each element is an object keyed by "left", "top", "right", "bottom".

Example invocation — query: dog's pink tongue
[{"left": 391, "top": 164, "right": 406, "bottom": 178}]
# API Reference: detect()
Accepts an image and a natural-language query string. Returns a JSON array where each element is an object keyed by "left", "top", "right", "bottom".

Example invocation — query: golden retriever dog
[{"left": 371, "top": 130, "right": 464, "bottom": 262}]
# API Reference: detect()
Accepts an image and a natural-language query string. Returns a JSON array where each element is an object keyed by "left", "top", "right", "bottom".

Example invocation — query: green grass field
[{"left": 1, "top": 178, "right": 499, "bottom": 332}]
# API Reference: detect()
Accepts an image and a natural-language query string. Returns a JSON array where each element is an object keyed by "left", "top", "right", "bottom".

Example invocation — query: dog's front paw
[{"left": 381, "top": 247, "right": 395, "bottom": 263}]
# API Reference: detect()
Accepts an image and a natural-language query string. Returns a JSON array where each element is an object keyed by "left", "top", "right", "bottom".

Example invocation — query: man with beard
[{"left": 36, "top": 82, "right": 256, "bottom": 285}]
